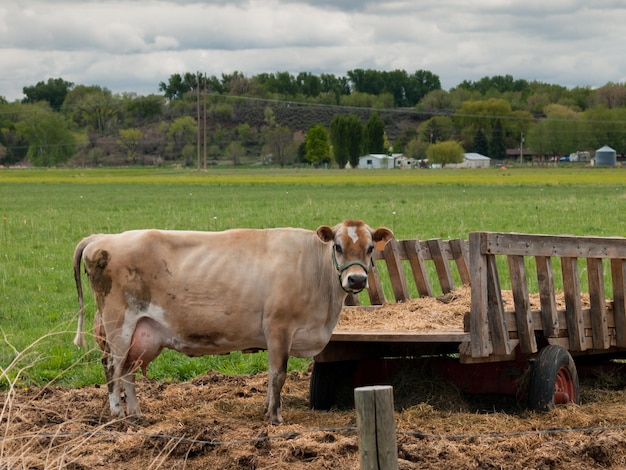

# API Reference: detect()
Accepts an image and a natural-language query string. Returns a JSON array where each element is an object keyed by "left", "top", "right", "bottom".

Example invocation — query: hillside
[{"left": 69, "top": 100, "right": 427, "bottom": 167}]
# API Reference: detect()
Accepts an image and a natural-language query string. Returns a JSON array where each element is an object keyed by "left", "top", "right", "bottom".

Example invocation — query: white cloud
[{"left": 1, "top": 0, "right": 626, "bottom": 101}]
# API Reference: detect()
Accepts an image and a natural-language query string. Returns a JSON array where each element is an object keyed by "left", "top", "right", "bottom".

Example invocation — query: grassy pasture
[{"left": 0, "top": 166, "right": 624, "bottom": 389}]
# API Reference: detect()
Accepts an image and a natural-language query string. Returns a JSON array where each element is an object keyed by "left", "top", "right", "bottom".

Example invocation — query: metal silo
[{"left": 595, "top": 145, "right": 616, "bottom": 166}]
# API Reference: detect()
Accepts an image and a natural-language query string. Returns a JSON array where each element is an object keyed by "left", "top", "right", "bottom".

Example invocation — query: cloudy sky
[{"left": 1, "top": 0, "right": 625, "bottom": 102}]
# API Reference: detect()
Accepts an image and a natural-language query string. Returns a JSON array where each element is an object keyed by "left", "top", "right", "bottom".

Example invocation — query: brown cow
[{"left": 73, "top": 220, "right": 393, "bottom": 424}]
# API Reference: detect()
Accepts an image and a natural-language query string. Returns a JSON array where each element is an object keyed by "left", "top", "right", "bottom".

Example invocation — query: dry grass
[{"left": 2, "top": 369, "right": 626, "bottom": 469}]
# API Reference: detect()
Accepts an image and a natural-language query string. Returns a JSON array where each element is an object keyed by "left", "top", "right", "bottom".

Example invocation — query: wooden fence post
[{"left": 354, "top": 385, "right": 399, "bottom": 470}]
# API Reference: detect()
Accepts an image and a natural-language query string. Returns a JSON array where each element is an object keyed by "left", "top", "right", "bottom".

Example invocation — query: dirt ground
[
  {"left": 3, "top": 369, "right": 626, "bottom": 469},
  {"left": 3, "top": 289, "right": 626, "bottom": 469}
]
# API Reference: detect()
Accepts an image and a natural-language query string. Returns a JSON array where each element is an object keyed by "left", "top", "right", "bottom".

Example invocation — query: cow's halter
[{"left": 332, "top": 244, "right": 371, "bottom": 294}]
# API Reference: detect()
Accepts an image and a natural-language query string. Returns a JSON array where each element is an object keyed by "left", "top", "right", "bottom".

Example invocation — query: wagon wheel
[
  {"left": 528, "top": 345, "right": 579, "bottom": 411},
  {"left": 309, "top": 361, "right": 338, "bottom": 410},
  {"left": 309, "top": 360, "right": 356, "bottom": 410}
]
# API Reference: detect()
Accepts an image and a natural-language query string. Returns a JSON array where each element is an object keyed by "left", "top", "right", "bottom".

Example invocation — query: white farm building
[
  {"left": 358, "top": 153, "right": 406, "bottom": 169},
  {"left": 448, "top": 153, "right": 491, "bottom": 168}
]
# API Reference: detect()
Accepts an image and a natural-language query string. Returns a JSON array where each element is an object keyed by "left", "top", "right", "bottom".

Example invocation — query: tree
[
  {"left": 254, "top": 71, "right": 297, "bottom": 96},
  {"left": 225, "top": 141, "right": 245, "bottom": 165},
  {"left": 22, "top": 78, "right": 74, "bottom": 110},
  {"left": 459, "top": 74, "right": 529, "bottom": 95},
  {"left": 418, "top": 116, "right": 456, "bottom": 144},
  {"left": 404, "top": 137, "right": 428, "bottom": 161},
  {"left": 166, "top": 116, "right": 197, "bottom": 157},
  {"left": 526, "top": 104, "right": 580, "bottom": 158},
  {"left": 392, "top": 127, "right": 419, "bottom": 153},
  {"left": 236, "top": 123, "right": 252, "bottom": 143},
  {"left": 405, "top": 70, "right": 442, "bottom": 105},
  {"left": 319, "top": 73, "right": 350, "bottom": 104},
  {"left": 158, "top": 72, "right": 200, "bottom": 100},
  {"left": 264, "top": 126, "right": 294, "bottom": 167},
  {"left": 426, "top": 140, "right": 464, "bottom": 166},
  {"left": 296, "top": 72, "right": 321, "bottom": 97},
  {"left": 455, "top": 98, "right": 512, "bottom": 136},
  {"left": 62, "top": 85, "right": 121, "bottom": 134},
  {"left": 222, "top": 71, "right": 260, "bottom": 96},
  {"left": 305, "top": 125, "right": 330, "bottom": 165},
  {"left": 581, "top": 106, "right": 626, "bottom": 153},
  {"left": 118, "top": 128, "right": 143, "bottom": 163},
  {"left": 347, "top": 69, "right": 441, "bottom": 106},
  {"left": 123, "top": 93, "right": 164, "bottom": 125},
  {"left": 340, "top": 92, "right": 394, "bottom": 109},
  {"left": 210, "top": 102, "right": 234, "bottom": 122},
  {"left": 454, "top": 98, "right": 517, "bottom": 154},
  {"left": 415, "top": 89, "right": 452, "bottom": 113},
  {"left": 472, "top": 128, "right": 489, "bottom": 156},
  {"left": 0, "top": 103, "right": 29, "bottom": 165},
  {"left": 330, "top": 114, "right": 363, "bottom": 167},
  {"left": 16, "top": 103, "right": 75, "bottom": 166},
  {"left": 263, "top": 107, "right": 276, "bottom": 128},
  {"left": 595, "top": 83, "right": 626, "bottom": 109},
  {"left": 489, "top": 119, "right": 506, "bottom": 159},
  {"left": 362, "top": 113, "right": 385, "bottom": 154}
]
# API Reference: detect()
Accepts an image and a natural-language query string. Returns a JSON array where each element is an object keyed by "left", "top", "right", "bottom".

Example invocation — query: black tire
[
  {"left": 309, "top": 361, "right": 338, "bottom": 410},
  {"left": 528, "top": 345, "right": 579, "bottom": 411}
]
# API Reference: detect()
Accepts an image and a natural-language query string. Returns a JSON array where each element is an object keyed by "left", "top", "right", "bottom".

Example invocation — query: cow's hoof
[
  {"left": 125, "top": 414, "right": 153, "bottom": 427},
  {"left": 110, "top": 409, "right": 125, "bottom": 419},
  {"left": 266, "top": 411, "right": 284, "bottom": 425}
]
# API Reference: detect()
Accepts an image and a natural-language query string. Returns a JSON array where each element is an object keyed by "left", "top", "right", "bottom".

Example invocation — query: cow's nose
[{"left": 347, "top": 273, "right": 367, "bottom": 290}]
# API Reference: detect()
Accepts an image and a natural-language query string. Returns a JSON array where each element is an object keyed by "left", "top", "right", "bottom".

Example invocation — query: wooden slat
[
  {"left": 487, "top": 254, "right": 512, "bottom": 355},
  {"left": 610, "top": 258, "right": 626, "bottom": 347},
  {"left": 469, "top": 232, "right": 490, "bottom": 358},
  {"left": 587, "top": 258, "right": 610, "bottom": 349},
  {"left": 459, "top": 339, "right": 519, "bottom": 363},
  {"left": 366, "top": 261, "right": 386, "bottom": 305},
  {"left": 535, "top": 256, "right": 559, "bottom": 336},
  {"left": 427, "top": 238, "right": 454, "bottom": 294},
  {"left": 561, "top": 257, "right": 587, "bottom": 351},
  {"left": 330, "top": 330, "right": 469, "bottom": 343},
  {"left": 507, "top": 255, "right": 537, "bottom": 353},
  {"left": 419, "top": 239, "right": 463, "bottom": 261},
  {"left": 480, "top": 232, "right": 626, "bottom": 258},
  {"left": 382, "top": 239, "right": 410, "bottom": 302},
  {"left": 401, "top": 239, "right": 434, "bottom": 297},
  {"left": 449, "top": 238, "right": 471, "bottom": 285}
]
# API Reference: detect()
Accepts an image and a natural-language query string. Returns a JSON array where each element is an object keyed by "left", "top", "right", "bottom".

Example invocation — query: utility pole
[
  {"left": 203, "top": 73, "right": 207, "bottom": 171},
  {"left": 196, "top": 73, "right": 201, "bottom": 171},
  {"left": 519, "top": 132, "right": 524, "bottom": 165}
]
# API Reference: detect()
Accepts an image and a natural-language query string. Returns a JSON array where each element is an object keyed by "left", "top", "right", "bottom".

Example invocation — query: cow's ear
[
  {"left": 316, "top": 225, "right": 335, "bottom": 243},
  {"left": 372, "top": 227, "right": 394, "bottom": 248}
]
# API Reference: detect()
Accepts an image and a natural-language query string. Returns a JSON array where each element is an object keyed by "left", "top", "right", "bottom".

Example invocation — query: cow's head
[{"left": 317, "top": 220, "right": 393, "bottom": 294}]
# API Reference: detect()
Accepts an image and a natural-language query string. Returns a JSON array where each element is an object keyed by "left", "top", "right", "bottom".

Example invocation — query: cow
[{"left": 73, "top": 220, "right": 393, "bottom": 424}]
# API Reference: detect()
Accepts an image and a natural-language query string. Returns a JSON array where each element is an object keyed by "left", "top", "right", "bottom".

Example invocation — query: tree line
[{"left": 1, "top": 71, "right": 625, "bottom": 167}]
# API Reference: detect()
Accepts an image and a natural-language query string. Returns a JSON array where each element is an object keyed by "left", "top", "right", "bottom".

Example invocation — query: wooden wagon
[{"left": 310, "top": 231, "right": 626, "bottom": 411}]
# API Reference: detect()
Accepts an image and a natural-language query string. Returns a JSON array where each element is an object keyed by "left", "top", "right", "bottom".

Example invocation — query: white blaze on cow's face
[{"left": 347, "top": 226, "right": 359, "bottom": 244}]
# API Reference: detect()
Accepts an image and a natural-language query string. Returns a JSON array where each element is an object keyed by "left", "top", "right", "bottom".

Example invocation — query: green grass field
[{"left": 0, "top": 166, "right": 624, "bottom": 389}]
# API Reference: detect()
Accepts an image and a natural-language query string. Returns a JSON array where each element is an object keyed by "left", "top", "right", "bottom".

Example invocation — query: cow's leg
[
  {"left": 102, "top": 324, "right": 138, "bottom": 418},
  {"left": 121, "top": 372, "right": 142, "bottom": 416},
  {"left": 101, "top": 346, "right": 125, "bottom": 418},
  {"left": 95, "top": 312, "right": 126, "bottom": 418},
  {"left": 265, "top": 335, "right": 291, "bottom": 424}
]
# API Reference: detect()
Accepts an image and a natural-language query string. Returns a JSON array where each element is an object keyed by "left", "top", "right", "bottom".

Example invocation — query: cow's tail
[{"left": 73, "top": 235, "right": 100, "bottom": 348}]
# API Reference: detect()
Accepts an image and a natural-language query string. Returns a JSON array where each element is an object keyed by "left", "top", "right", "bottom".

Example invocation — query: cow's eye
[
  {"left": 367, "top": 245, "right": 374, "bottom": 254},
  {"left": 335, "top": 244, "right": 343, "bottom": 254}
]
